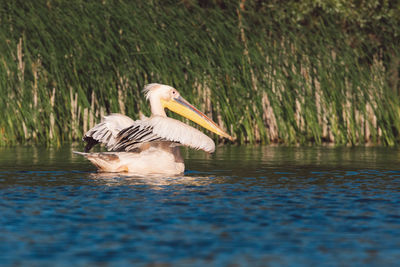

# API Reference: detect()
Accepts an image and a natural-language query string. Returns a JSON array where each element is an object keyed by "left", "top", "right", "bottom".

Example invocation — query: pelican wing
[
  {"left": 83, "top": 114, "right": 135, "bottom": 152},
  {"left": 112, "top": 116, "right": 215, "bottom": 153}
]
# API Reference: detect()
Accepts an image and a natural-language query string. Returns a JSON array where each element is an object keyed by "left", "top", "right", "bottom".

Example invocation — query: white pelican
[{"left": 75, "top": 83, "right": 233, "bottom": 175}]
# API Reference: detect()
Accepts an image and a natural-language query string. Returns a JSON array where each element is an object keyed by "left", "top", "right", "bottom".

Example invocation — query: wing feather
[
  {"left": 83, "top": 114, "right": 135, "bottom": 152},
  {"left": 112, "top": 116, "right": 215, "bottom": 153}
]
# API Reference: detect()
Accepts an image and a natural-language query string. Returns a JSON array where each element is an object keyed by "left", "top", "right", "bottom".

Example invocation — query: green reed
[{"left": 0, "top": 1, "right": 399, "bottom": 146}]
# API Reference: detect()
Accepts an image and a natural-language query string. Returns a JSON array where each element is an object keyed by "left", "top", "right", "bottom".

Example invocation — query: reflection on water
[
  {"left": 89, "top": 172, "right": 216, "bottom": 188},
  {"left": 0, "top": 145, "right": 400, "bottom": 266}
]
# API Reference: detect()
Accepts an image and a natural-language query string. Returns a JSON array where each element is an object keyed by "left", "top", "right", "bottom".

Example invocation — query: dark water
[{"left": 1, "top": 145, "right": 400, "bottom": 266}]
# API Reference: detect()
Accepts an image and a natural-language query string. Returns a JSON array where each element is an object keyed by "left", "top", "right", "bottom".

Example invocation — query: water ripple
[{"left": 0, "top": 146, "right": 400, "bottom": 266}]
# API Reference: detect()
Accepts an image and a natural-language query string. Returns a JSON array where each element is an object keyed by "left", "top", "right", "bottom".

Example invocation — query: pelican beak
[{"left": 161, "top": 96, "right": 234, "bottom": 141}]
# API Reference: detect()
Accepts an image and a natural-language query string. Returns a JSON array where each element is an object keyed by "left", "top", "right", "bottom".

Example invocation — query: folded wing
[
  {"left": 113, "top": 116, "right": 215, "bottom": 153},
  {"left": 83, "top": 114, "right": 135, "bottom": 152}
]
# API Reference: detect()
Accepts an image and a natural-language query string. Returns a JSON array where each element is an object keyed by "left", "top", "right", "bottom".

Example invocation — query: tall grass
[{"left": 0, "top": 1, "right": 399, "bottom": 146}]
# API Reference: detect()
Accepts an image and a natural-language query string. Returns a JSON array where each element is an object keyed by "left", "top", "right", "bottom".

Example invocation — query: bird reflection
[{"left": 87, "top": 171, "right": 216, "bottom": 188}]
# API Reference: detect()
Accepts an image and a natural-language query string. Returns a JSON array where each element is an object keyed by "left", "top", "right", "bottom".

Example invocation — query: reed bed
[{"left": 0, "top": 1, "right": 399, "bottom": 146}]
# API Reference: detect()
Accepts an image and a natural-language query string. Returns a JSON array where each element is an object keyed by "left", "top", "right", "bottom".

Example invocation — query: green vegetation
[{"left": 0, "top": 0, "right": 399, "bottom": 146}]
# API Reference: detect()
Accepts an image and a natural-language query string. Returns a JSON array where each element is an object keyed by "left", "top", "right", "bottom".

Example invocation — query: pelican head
[{"left": 143, "top": 83, "right": 233, "bottom": 140}]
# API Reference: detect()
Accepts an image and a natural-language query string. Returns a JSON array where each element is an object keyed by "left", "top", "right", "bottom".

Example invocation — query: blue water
[{"left": 1, "top": 146, "right": 400, "bottom": 266}]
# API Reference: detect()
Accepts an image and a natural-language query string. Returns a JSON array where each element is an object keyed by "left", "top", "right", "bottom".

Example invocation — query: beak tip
[{"left": 225, "top": 134, "right": 235, "bottom": 142}]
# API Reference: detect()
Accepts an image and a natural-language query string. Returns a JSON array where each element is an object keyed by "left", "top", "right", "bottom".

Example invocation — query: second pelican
[{"left": 75, "top": 83, "right": 233, "bottom": 175}]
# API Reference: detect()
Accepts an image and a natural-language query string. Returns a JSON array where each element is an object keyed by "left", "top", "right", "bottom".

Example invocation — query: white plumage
[
  {"left": 83, "top": 114, "right": 135, "bottom": 150},
  {"left": 84, "top": 115, "right": 215, "bottom": 153},
  {"left": 136, "top": 116, "right": 215, "bottom": 152},
  {"left": 75, "top": 83, "right": 232, "bottom": 175}
]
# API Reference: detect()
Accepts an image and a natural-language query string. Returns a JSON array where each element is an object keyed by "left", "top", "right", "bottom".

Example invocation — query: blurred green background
[{"left": 0, "top": 0, "right": 399, "bottom": 145}]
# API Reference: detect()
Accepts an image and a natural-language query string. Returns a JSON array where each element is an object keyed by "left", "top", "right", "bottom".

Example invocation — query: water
[{"left": 1, "top": 145, "right": 400, "bottom": 266}]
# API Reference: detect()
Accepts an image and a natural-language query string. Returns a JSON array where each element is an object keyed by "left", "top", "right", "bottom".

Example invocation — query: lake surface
[{"left": 0, "top": 145, "right": 400, "bottom": 266}]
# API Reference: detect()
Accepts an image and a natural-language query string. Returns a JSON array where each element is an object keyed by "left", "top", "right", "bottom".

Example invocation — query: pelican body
[{"left": 75, "top": 84, "right": 232, "bottom": 176}]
